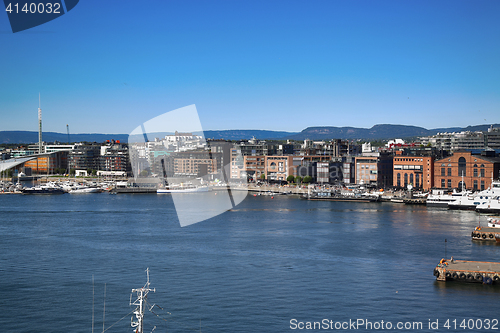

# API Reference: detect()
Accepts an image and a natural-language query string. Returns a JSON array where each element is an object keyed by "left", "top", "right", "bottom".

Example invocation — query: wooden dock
[{"left": 434, "top": 258, "right": 500, "bottom": 284}]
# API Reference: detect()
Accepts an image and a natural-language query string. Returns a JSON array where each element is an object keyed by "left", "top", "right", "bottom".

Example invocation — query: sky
[{"left": 1, "top": 0, "right": 499, "bottom": 134}]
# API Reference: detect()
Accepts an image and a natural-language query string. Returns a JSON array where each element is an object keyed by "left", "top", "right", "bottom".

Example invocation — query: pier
[
  {"left": 434, "top": 258, "right": 500, "bottom": 284},
  {"left": 471, "top": 227, "right": 499, "bottom": 242}
]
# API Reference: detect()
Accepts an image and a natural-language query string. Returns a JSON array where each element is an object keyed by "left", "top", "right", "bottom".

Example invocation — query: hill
[{"left": 1, "top": 124, "right": 499, "bottom": 144}]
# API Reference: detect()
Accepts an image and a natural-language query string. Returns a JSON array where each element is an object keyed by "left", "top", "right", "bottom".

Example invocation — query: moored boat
[
  {"left": 157, "top": 184, "right": 209, "bottom": 193},
  {"left": 22, "top": 185, "right": 65, "bottom": 195},
  {"left": 475, "top": 196, "right": 500, "bottom": 214}
]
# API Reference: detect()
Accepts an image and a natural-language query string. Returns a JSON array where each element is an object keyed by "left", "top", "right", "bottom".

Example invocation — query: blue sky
[{"left": 1, "top": 0, "right": 499, "bottom": 134}]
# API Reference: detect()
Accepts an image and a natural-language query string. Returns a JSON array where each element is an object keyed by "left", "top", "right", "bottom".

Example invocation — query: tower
[{"left": 38, "top": 93, "right": 42, "bottom": 154}]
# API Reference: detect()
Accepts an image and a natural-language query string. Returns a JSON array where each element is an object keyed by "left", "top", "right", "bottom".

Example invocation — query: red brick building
[
  {"left": 434, "top": 151, "right": 500, "bottom": 190},
  {"left": 393, "top": 153, "right": 434, "bottom": 190}
]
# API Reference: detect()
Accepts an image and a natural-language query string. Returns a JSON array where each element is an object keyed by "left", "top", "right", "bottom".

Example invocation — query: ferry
[
  {"left": 449, "top": 180, "right": 500, "bottom": 210},
  {"left": 475, "top": 196, "right": 500, "bottom": 214}
]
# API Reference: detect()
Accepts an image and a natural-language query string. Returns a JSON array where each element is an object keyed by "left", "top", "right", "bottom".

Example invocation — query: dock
[
  {"left": 471, "top": 227, "right": 500, "bottom": 242},
  {"left": 434, "top": 258, "right": 500, "bottom": 284}
]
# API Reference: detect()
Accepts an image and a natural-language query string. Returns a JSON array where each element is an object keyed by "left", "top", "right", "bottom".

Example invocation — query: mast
[
  {"left": 130, "top": 268, "right": 155, "bottom": 333},
  {"left": 38, "top": 93, "right": 42, "bottom": 154}
]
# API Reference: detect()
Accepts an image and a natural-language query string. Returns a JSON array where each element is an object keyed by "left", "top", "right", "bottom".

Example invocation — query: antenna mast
[
  {"left": 38, "top": 93, "right": 42, "bottom": 154},
  {"left": 130, "top": 268, "right": 155, "bottom": 333}
]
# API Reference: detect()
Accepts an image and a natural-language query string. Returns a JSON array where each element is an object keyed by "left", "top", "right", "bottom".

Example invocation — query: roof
[{"left": 0, "top": 156, "right": 37, "bottom": 172}]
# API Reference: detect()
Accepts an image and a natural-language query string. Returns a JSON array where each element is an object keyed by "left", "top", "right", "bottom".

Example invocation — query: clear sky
[{"left": 1, "top": 0, "right": 499, "bottom": 134}]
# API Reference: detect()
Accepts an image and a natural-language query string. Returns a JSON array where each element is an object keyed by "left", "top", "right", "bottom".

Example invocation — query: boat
[
  {"left": 130, "top": 268, "right": 156, "bottom": 333},
  {"left": 487, "top": 217, "right": 500, "bottom": 228},
  {"left": 475, "top": 196, "right": 500, "bottom": 214},
  {"left": 68, "top": 185, "right": 102, "bottom": 194},
  {"left": 426, "top": 189, "right": 464, "bottom": 207},
  {"left": 448, "top": 180, "right": 500, "bottom": 210},
  {"left": 447, "top": 192, "right": 477, "bottom": 210},
  {"left": 22, "top": 183, "right": 65, "bottom": 195},
  {"left": 157, "top": 184, "right": 209, "bottom": 193}
]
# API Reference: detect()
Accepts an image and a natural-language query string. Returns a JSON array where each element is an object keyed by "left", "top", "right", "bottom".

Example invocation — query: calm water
[{"left": 1, "top": 193, "right": 499, "bottom": 333}]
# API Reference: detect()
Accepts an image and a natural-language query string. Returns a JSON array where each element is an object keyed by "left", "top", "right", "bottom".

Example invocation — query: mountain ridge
[{"left": 1, "top": 124, "right": 498, "bottom": 144}]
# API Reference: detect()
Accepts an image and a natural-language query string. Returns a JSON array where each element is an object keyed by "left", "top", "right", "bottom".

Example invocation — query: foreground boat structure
[
  {"left": 434, "top": 258, "right": 500, "bottom": 284},
  {"left": 130, "top": 268, "right": 155, "bottom": 333}
]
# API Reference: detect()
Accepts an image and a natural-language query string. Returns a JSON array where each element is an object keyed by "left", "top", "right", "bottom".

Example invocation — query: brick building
[
  {"left": 434, "top": 151, "right": 500, "bottom": 190},
  {"left": 393, "top": 153, "right": 434, "bottom": 190}
]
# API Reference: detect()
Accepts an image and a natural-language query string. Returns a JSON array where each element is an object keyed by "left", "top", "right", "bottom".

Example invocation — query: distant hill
[
  {"left": 0, "top": 131, "right": 128, "bottom": 144},
  {"left": 0, "top": 129, "right": 296, "bottom": 144},
  {"left": 285, "top": 124, "right": 500, "bottom": 140},
  {"left": 202, "top": 130, "right": 295, "bottom": 140},
  {"left": 1, "top": 124, "right": 499, "bottom": 144}
]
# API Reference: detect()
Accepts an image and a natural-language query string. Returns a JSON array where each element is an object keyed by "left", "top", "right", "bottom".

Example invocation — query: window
[
  {"left": 473, "top": 180, "right": 478, "bottom": 190},
  {"left": 447, "top": 168, "right": 451, "bottom": 176},
  {"left": 404, "top": 173, "right": 408, "bottom": 187},
  {"left": 481, "top": 180, "right": 485, "bottom": 190},
  {"left": 473, "top": 169, "right": 478, "bottom": 177},
  {"left": 480, "top": 169, "right": 485, "bottom": 177},
  {"left": 410, "top": 173, "right": 414, "bottom": 185},
  {"left": 415, "top": 174, "right": 420, "bottom": 188},
  {"left": 447, "top": 179, "right": 452, "bottom": 188},
  {"left": 441, "top": 179, "right": 445, "bottom": 188},
  {"left": 458, "top": 157, "right": 466, "bottom": 177},
  {"left": 441, "top": 168, "right": 445, "bottom": 176}
]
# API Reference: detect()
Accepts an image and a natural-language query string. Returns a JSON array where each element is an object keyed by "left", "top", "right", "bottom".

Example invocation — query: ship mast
[
  {"left": 38, "top": 93, "right": 42, "bottom": 154},
  {"left": 130, "top": 268, "right": 155, "bottom": 333}
]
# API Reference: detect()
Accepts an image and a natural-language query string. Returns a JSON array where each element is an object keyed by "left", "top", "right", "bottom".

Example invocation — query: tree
[
  {"left": 303, "top": 175, "right": 312, "bottom": 183},
  {"left": 286, "top": 175, "right": 295, "bottom": 183},
  {"left": 260, "top": 174, "right": 266, "bottom": 180},
  {"left": 295, "top": 176, "right": 302, "bottom": 183}
]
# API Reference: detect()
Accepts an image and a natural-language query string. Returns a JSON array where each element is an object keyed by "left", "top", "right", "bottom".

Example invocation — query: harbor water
[{"left": 1, "top": 193, "right": 499, "bottom": 332}]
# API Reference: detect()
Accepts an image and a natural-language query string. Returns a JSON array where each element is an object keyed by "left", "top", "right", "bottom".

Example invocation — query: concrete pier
[
  {"left": 434, "top": 258, "right": 500, "bottom": 284},
  {"left": 471, "top": 227, "right": 500, "bottom": 242}
]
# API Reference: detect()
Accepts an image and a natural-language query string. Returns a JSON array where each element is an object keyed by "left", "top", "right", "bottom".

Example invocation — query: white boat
[
  {"left": 450, "top": 180, "right": 500, "bottom": 210},
  {"left": 69, "top": 186, "right": 102, "bottom": 194},
  {"left": 475, "top": 196, "right": 500, "bottom": 214},
  {"left": 447, "top": 191, "right": 477, "bottom": 210},
  {"left": 427, "top": 189, "right": 463, "bottom": 207},
  {"left": 487, "top": 217, "right": 500, "bottom": 228},
  {"left": 157, "top": 184, "right": 209, "bottom": 193}
]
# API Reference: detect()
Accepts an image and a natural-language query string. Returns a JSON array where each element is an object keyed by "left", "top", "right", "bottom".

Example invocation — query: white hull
[
  {"left": 157, "top": 186, "right": 209, "bottom": 193},
  {"left": 476, "top": 198, "right": 500, "bottom": 214},
  {"left": 69, "top": 187, "right": 102, "bottom": 194}
]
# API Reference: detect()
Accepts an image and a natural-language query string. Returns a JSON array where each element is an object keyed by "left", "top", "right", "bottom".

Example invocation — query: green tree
[
  {"left": 260, "top": 174, "right": 266, "bottom": 180},
  {"left": 303, "top": 175, "right": 312, "bottom": 183},
  {"left": 295, "top": 176, "right": 302, "bottom": 183},
  {"left": 70, "top": 168, "right": 76, "bottom": 176},
  {"left": 286, "top": 175, "right": 295, "bottom": 183}
]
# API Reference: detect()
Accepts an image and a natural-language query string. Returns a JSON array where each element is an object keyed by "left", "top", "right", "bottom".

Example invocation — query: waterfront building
[
  {"left": 173, "top": 151, "right": 221, "bottom": 178},
  {"left": 433, "top": 150, "right": 500, "bottom": 190},
  {"left": 68, "top": 143, "right": 101, "bottom": 172},
  {"left": 393, "top": 152, "right": 434, "bottom": 190},
  {"left": 100, "top": 141, "right": 131, "bottom": 174},
  {"left": 355, "top": 152, "right": 393, "bottom": 188}
]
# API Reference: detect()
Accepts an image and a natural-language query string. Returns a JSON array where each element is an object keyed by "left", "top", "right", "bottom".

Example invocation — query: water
[{"left": 1, "top": 193, "right": 499, "bottom": 332}]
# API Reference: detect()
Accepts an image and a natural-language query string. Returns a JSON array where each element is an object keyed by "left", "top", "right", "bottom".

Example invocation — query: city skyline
[{"left": 1, "top": 0, "right": 499, "bottom": 134}]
